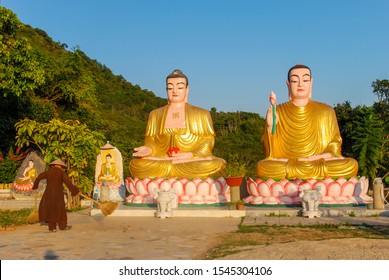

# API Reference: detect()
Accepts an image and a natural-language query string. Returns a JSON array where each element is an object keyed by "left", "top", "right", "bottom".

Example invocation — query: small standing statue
[{"left": 154, "top": 184, "right": 177, "bottom": 219}]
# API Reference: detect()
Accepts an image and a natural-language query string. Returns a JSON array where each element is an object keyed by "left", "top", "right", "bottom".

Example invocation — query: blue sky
[{"left": 2, "top": 0, "right": 389, "bottom": 117}]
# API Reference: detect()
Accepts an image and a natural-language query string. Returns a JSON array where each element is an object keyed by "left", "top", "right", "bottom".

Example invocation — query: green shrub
[{"left": 0, "top": 159, "right": 18, "bottom": 183}]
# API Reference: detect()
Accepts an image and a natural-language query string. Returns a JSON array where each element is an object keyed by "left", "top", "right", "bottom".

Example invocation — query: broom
[
  {"left": 79, "top": 192, "right": 118, "bottom": 217},
  {"left": 27, "top": 191, "right": 39, "bottom": 224}
]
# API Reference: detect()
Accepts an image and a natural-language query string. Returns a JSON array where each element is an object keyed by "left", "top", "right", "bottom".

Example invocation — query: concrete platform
[
  {"left": 89, "top": 202, "right": 389, "bottom": 218},
  {"left": 1, "top": 196, "right": 388, "bottom": 219},
  {"left": 90, "top": 203, "right": 247, "bottom": 217}
]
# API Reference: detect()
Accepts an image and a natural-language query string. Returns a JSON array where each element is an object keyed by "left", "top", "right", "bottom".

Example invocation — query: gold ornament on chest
[{"left": 172, "top": 112, "right": 180, "bottom": 119}]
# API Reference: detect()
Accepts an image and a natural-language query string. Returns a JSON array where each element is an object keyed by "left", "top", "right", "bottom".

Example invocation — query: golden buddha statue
[
  {"left": 15, "top": 160, "right": 37, "bottom": 184},
  {"left": 98, "top": 153, "right": 120, "bottom": 182},
  {"left": 130, "top": 69, "right": 225, "bottom": 178},
  {"left": 256, "top": 64, "right": 358, "bottom": 179}
]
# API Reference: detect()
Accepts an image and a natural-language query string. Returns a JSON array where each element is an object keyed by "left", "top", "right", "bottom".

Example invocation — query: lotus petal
[
  {"left": 285, "top": 182, "right": 299, "bottom": 197},
  {"left": 204, "top": 195, "right": 217, "bottom": 204},
  {"left": 313, "top": 181, "right": 327, "bottom": 197},
  {"left": 247, "top": 179, "right": 259, "bottom": 196},
  {"left": 341, "top": 181, "right": 355, "bottom": 196},
  {"left": 327, "top": 182, "right": 341, "bottom": 197},
  {"left": 280, "top": 196, "right": 294, "bottom": 204},
  {"left": 266, "top": 178, "right": 275, "bottom": 186},
  {"left": 263, "top": 196, "right": 278, "bottom": 204},
  {"left": 125, "top": 177, "right": 137, "bottom": 195},
  {"left": 214, "top": 179, "right": 226, "bottom": 194},
  {"left": 279, "top": 179, "right": 289, "bottom": 187},
  {"left": 306, "top": 178, "right": 317, "bottom": 185},
  {"left": 198, "top": 181, "right": 210, "bottom": 196},
  {"left": 258, "top": 182, "right": 271, "bottom": 197},
  {"left": 252, "top": 196, "right": 264, "bottom": 204},
  {"left": 336, "top": 177, "right": 347, "bottom": 186},
  {"left": 184, "top": 181, "right": 197, "bottom": 196},
  {"left": 171, "top": 180, "right": 184, "bottom": 196},
  {"left": 323, "top": 177, "right": 334, "bottom": 185},
  {"left": 191, "top": 195, "right": 204, "bottom": 204},
  {"left": 132, "top": 195, "right": 144, "bottom": 204},
  {"left": 135, "top": 180, "right": 148, "bottom": 195},
  {"left": 271, "top": 182, "right": 285, "bottom": 197},
  {"left": 321, "top": 196, "right": 335, "bottom": 203},
  {"left": 334, "top": 196, "right": 352, "bottom": 204},
  {"left": 147, "top": 181, "right": 159, "bottom": 196},
  {"left": 159, "top": 180, "right": 171, "bottom": 192}
]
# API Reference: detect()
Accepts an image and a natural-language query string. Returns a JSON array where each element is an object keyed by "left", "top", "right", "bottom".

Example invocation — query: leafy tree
[
  {"left": 0, "top": 8, "right": 46, "bottom": 152},
  {"left": 351, "top": 107, "right": 385, "bottom": 183},
  {"left": 0, "top": 7, "right": 45, "bottom": 97},
  {"left": 15, "top": 118, "right": 105, "bottom": 207},
  {"left": 372, "top": 79, "right": 389, "bottom": 103},
  {"left": 36, "top": 47, "right": 97, "bottom": 109},
  {"left": 0, "top": 147, "right": 29, "bottom": 183},
  {"left": 334, "top": 101, "right": 358, "bottom": 158},
  {"left": 371, "top": 79, "right": 389, "bottom": 183},
  {"left": 213, "top": 110, "right": 265, "bottom": 178}
]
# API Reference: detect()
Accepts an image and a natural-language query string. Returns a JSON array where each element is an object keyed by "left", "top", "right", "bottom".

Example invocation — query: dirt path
[{"left": 216, "top": 238, "right": 389, "bottom": 260}]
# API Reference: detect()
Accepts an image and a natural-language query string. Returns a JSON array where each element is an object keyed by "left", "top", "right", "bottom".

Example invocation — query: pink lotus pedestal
[
  {"left": 126, "top": 176, "right": 373, "bottom": 206},
  {"left": 125, "top": 177, "right": 230, "bottom": 204},
  {"left": 244, "top": 176, "right": 372, "bottom": 205}
]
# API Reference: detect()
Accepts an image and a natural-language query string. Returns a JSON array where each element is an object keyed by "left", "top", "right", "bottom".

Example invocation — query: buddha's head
[
  {"left": 286, "top": 64, "right": 313, "bottom": 105},
  {"left": 105, "top": 153, "right": 113, "bottom": 163},
  {"left": 166, "top": 69, "right": 190, "bottom": 104}
]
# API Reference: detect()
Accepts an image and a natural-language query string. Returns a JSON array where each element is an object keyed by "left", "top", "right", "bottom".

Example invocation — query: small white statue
[
  {"left": 299, "top": 185, "right": 322, "bottom": 218},
  {"left": 154, "top": 185, "right": 177, "bottom": 219}
]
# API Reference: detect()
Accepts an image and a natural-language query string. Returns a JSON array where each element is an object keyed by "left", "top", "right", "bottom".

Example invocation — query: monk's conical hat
[{"left": 48, "top": 159, "right": 67, "bottom": 168}]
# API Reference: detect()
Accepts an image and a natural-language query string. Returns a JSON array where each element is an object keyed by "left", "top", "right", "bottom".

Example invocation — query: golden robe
[
  {"left": 98, "top": 163, "right": 120, "bottom": 182},
  {"left": 256, "top": 101, "right": 358, "bottom": 179},
  {"left": 130, "top": 104, "right": 225, "bottom": 178},
  {"left": 16, "top": 167, "right": 37, "bottom": 184}
]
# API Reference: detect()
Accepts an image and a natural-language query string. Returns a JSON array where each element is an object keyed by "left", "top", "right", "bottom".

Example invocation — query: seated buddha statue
[
  {"left": 98, "top": 153, "right": 120, "bottom": 183},
  {"left": 256, "top": 64, "right": 358, "bottom": 179},
  {"left": 130, "top": 69, "right": 225, "bottom": 178},
  {"left": 15, "top": 160, "right": 37, "bottom": 184},
  {"left": 13, "top": 159, "right": 37, "bottom": 193}
]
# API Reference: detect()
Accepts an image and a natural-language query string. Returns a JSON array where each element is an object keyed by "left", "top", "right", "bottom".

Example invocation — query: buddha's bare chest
[{"left": 165, "top": 107, "right": 186, "bottom": 128}]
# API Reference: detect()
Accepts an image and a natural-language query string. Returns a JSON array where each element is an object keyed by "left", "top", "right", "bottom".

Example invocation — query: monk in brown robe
[
  {"left": 256, "top": 64, "right": 358, "bottom": 179},
  {"left": 33, "top": 159, "right": 80, "bottom": 232}
]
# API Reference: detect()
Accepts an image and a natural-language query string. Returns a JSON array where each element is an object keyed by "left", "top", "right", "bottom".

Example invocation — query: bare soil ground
[{"left": 200, "top": 224, "right": 389, "bottom": 260}]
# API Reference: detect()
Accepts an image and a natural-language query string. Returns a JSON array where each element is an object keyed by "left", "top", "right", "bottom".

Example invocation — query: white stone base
[
  {"left": 155, "top": 210, "right": 173, "bottom": 219},
  {"left": 301, "top": 210, "right": 321, "bottom": 218}
]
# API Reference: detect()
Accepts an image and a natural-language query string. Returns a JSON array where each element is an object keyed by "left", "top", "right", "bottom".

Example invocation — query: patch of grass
[
  {"left": 264, "top": 212, "right": 290, "bottom": 217},
  {"left": 0, "top": 207, "right": 86, "bottom": 229},
  {"left": 366, "top": 214, "right": 379, "bottom": 217},
  {"left": 0, "top": 208, "right": 32, "bottom": 229},
  {"left": 200, "top": 223, "right": 389, "bottom": 260},
  {"left": 349, "top": 211, "right": 356, "bottom": 217}
]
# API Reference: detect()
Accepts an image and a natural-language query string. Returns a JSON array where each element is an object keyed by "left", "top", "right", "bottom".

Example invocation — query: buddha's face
[
  {"left": 286, "top": 68, "right": 313, "bottom": 102},
  {"left": 166, "top": 77, "right": 189, "bottom": 104}
]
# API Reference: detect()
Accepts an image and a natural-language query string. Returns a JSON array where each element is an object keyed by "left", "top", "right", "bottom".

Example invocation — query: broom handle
[
  {"left": 33, "top": 189, "right": 40, "bottom": 208},
  {"left": 79, "top": 192, "right": 102, "bottom": 206}
]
